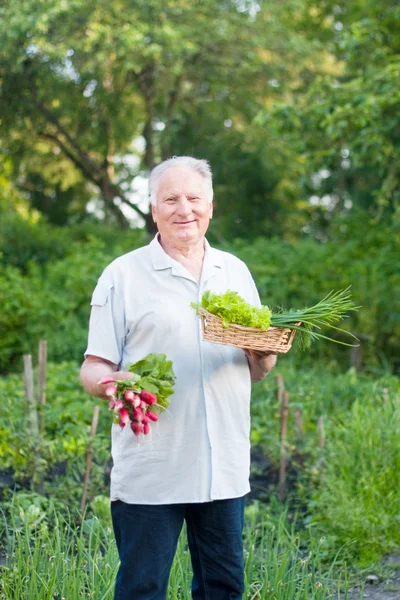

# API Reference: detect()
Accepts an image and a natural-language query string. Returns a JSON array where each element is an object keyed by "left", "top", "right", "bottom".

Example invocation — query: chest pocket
[{"left": 90, "top": 282, "right": 113, "bottom": 307}]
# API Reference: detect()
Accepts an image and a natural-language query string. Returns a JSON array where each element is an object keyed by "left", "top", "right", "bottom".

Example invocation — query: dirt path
[{"left": 345, "top": 555, "right": 400, "bottom": 600}]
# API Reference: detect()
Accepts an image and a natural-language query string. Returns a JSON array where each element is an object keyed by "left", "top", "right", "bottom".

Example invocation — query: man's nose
[{"left": 176, "top": 197, "right": 192, "bottom": 215}]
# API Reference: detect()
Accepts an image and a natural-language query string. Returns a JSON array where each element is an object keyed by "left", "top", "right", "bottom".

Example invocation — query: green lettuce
[{"left": 192, "top": 290, "right": 272, "bottom": 330}]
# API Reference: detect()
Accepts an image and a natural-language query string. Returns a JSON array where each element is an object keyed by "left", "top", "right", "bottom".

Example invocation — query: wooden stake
[
  {"left": 23, "top": 354, "right": 44, "bottom": 494},
  {"left": 278, "top": 389, "right": 289, "bottom": 501},
  {"left": 276, "top": 374, "right": 285, "bottom": 403},
  {"left": 38, "top": 340, "right": 47, "bottom": 436},
  {"left": 80, "top": 405, "right": 100, "bottom": 514},
  {"left": 294, "top": 406, "right": 303, "bottom": 437},
  {"left": 318, "top": 416, "right": 325, "bottom": 449}
]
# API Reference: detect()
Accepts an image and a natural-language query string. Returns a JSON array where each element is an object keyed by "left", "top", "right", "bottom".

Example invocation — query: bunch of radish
[
  {"left": 99, "top": 353, "right": 175, "bottom": 441},
  {"left": 100, "top": 378, "right": 161, "bottom": 440}
]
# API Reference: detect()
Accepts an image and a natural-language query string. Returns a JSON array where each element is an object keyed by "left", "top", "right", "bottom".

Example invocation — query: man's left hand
[{"left": 244, "top": 349, "right": 277, "bottom": 382}]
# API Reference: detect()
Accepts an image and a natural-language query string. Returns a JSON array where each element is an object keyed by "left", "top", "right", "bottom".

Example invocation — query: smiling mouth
[{"left": 176, "top": 220, "right": 196, "bottom": 225}]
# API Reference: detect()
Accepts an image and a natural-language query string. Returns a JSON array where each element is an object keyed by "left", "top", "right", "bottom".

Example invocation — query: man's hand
[
  {"left": 80, "top": 355, "right": 134, "bottom": 399},
  {"left": 244, "top": 349, "right": 277, "bottom": 382}
]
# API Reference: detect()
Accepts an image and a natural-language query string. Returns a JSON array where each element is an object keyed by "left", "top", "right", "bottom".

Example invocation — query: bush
[
  {"left": 0, "top": 213, "right": 72, "bottom": 271},
  {"left": 229, "top": 212, "right": 400, "bottom": 372},
  {"left": 1, "top": 210, "right": 398, "bottom": 373},
  {"left": 0, "top": 229, "right": 149, "bottom": 372},
  {"left": 0, "top": 211, "right": 149, "bottom": 271},
  {"left": 0, "top": 265, "right": 34, "bottom": 371}
]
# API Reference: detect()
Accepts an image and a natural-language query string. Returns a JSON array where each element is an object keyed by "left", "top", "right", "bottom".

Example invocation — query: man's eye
[
  {"left": 189, "top": 196, "right": 199, "bottom": 201},
  {"left": 165, "top": 197, "right": 176, "bottom": 203}
]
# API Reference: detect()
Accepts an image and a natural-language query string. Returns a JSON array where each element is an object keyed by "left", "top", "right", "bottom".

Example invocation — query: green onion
[{"left": 270, "top": 288, "right": 360, "bottom": 349}]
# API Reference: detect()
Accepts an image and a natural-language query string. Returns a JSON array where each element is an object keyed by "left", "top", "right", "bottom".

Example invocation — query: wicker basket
[{"left": 198, "top": 308, "right": 299, "bottom": 354}]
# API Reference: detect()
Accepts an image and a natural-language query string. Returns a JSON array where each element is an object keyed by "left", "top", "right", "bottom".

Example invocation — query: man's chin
[{"left": 175, "top": 230, "right": 200, "bottom": 243}]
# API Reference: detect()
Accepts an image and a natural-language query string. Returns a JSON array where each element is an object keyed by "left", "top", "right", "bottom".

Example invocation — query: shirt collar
[
  {"left": 149, "top": 234, "right": 174, "bottom": 270},
  {"left": 149, "top": 234, "right": 223, "bottom": 271}
]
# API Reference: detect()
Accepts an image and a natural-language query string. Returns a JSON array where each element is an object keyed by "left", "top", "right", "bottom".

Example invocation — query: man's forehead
[{"left": 158, "top": 167, "right": 206, "bottom": 193}]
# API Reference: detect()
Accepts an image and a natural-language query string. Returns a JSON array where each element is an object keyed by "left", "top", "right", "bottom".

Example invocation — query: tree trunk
[{"left": 101, "top": 181, "right": 130, "bottom": 229}]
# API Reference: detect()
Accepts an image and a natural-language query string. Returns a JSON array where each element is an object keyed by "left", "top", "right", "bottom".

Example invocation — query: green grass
[
  {"left": 0, "top": 504, "right": 359, "bottom": 600},
  {"left": 306, "top": 394, "right": 400, "bottom": 566},
  {"left": 0, "top": 511, "right": 117, "bottom": 600},
  {"left": 0, "top": 361, "right": 399, "bottom": 578}
]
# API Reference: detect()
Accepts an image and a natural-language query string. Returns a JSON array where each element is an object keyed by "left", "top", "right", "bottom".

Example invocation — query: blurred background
[
  {"left": 1, "top": 0, "right": 399, "bottom": 375},
  {"left": 1, "top": 2, "right": 400, "bottom": 596}
]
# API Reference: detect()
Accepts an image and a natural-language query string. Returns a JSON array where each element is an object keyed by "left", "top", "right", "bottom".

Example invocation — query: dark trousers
[{"left": 111, "top": 496, "right": 246, "bottom": 600}]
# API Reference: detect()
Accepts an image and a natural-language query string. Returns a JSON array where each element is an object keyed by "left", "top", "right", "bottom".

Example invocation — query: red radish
[
  {"left": 105, "top": 384, "right": 117, "bottom": 397},
  {"left": 108, "top": 398, "right": 123, "bottom": 411},
  {"left": 143, "top": 423, "right": 151, "bottom": 435},
  {"left": 147, "top": 410, "right": 159, "bottom": 422},
  {"left": 131, "top": 421, "right": 143, "bottom": 438},
  {"left": 142, "top": 415, "right": 150, "bottom": 426},
  {"left": 140, "top": 390, "right": 157, "bottom": 405},
  {"left": 133, "top": 395, "right": 141, "bottom": 408},
  {"left": 119, "top": 407, "right": 130, "bottom": 427},
  {"left": 140, "top": 400, "right": 147, "bottom": 410},
  {"left": 133, "top": 407, "right": 144, "bottom": 421},
  {"left": 124, "top": 390, "right": 135, "bottom": 402}
]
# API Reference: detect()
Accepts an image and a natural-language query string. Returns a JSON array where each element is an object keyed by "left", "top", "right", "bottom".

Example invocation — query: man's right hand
[{"left": 80, "top": 355, "right": 134, "bottom": 399}]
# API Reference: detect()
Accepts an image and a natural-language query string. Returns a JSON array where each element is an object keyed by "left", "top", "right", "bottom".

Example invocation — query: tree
[
  {"left": 0, "top": 0, "right": 276, "bottom": 229},
  {"left": 265, "top": 0, "right": 400, "bottom": 231}
]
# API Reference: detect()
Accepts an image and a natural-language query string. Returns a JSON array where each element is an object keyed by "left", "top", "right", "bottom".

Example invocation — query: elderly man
[{"left": 80, "top": 156, "right": 276, "bottom": 600}]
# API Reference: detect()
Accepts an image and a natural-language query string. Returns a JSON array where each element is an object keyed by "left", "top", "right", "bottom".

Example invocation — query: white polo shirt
[{"left": 85, "top": 235, "right": 261, "bottom": 504}]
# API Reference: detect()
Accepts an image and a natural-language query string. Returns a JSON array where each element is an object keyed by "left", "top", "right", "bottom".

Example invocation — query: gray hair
[{"left": 148, "top": 156, "right": 213, "bottom": 206}]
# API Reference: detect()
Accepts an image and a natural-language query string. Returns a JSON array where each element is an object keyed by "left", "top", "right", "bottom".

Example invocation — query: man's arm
[
  {"left": 80, "top": 355, "right": 134, "bottom": 399},
  {"left": 245, "top": 350, "right": 277, "bottom": 383}
]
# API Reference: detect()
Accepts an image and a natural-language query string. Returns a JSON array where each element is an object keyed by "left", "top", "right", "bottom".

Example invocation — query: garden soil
[{"left": 344, "top": 555, "right": 400, "bottom": 600}]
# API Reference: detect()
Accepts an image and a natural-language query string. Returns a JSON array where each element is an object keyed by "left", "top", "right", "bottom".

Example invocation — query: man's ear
[
  {"left": 209, "top": 201, "right": 214, "bottom": 219},
  {"left": 151, "top": 203, "right": 157, "bottom": 223}
]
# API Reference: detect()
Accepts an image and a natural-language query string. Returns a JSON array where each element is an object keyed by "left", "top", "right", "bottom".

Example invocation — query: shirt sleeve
[{"left": 84, "top": 271, "right": 126, "bottom": 366}]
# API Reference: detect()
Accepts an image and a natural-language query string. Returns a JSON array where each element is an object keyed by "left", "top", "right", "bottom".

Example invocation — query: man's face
[{"left": 152, "top": 166, "right": 213, "bottom": 247}]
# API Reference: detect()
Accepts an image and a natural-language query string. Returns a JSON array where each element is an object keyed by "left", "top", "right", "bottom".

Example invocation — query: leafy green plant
[
  {"left": 127, "top": 353, "right": 176, "bottom": 410},
  {"left": 250, "top": 364, "right": 400, "bottom": 565},
  {"left": 0, "top": 362, "right": 110, "bottom": 501},
  {"left": 306, "top": 389, "right": 400, "bottom": 566}
]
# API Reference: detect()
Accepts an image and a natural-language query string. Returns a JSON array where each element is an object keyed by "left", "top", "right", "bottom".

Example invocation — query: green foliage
[
  {"left": 0, "top": 213, "right": 72, "bottom": 271},
  {"left": 0, "top": 0, "right": 282, "bottom": 228},
  {"left": 2, "top": 358, "right": 399, "bottom": 569},
  {"left": 270, "top": 288, "right": 360, "bottom": 350},
  {"left": 0, "top": 507, "right": 118, "bottom": 600},
  {"left": 1, "top": 0, "right": 398, "bottom": 238},
  {"left": 0, "top": 224, "right": 148, "bottom": 372},
  {"left": 250, "top": 364, "right": 400, "bottom": 564},
  {"left": 0, "top": 212, "right": 398, "bottom": 372},
  {"left": 193, "top": 290, "right": 272, "bottom": 329},
  {"left": 263, "top": 1, "right": 400, "bottom": 224},
  {"left": 307, "top": 392, "right": 400, "bottom": 566},
  {"left": 229, "top": 213, "right": 400, "bottom": 371},
  {"left": 0, "top": 265, "right": 33, "bottom": 370},
  {"left": 0, "top": 362, "right": 110, "bottom": 496},
  {"left": 0, "top": 211, "right": 148, "bottom": 271},
  {"left": 128, "top": 353, "right": 176, "bottom": 410}
]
